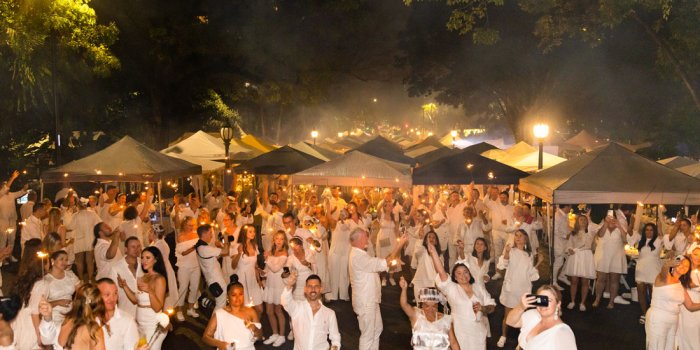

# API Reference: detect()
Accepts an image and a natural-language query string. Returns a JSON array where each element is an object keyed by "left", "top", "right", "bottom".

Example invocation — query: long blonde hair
[{"left": 63, "top": 283, "right": 108, "bottom": 349}]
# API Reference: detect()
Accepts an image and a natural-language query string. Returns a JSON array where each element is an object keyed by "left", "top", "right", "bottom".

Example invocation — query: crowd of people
[{"left": 0, "top": 169, "right": 696, "bottom": 349}]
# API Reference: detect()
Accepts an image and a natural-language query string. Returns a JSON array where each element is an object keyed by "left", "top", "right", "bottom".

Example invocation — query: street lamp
[
  {"left": 311, "top": 130, "right": 319, "bottom": 145},
  {"left": 533, "top": 123, "right": 549, "bottom": 171},
  {"left": 220, "top": 126, "right": 234, "bottom": 191},
  {"left": 337, "top": 132, "right": 343, "bottom": 138},
  {"left": 450, "top": 130, "right": 458, "bottom": 149}
]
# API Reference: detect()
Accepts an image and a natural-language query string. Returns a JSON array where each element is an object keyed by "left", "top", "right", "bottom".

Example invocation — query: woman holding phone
[{"left": 505, "top": 285, "right": 577, "bottom": 349}]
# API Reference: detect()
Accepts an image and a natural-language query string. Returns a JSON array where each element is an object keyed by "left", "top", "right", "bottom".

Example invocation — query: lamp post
[
  {"left": 450, "top": 130, "right": 458, "bottom": 149},
  {"left": 311, "top": 130, "right": 319, "bottom": 145},
  {"left": 220, "top": 126, "right": 234, "bottom": 192},
  {"left": 533, "top": 123, "right": 549, "bottom": 171}
]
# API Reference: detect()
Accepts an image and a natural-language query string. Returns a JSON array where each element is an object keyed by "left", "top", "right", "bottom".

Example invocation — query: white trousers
[
  {"left": 176, "top": 266, "right": 201, "bottom": 306},
  {"left": 328, "top": 252, "right": 349, "bottom": 300},
  {"left": 355, "top": 303, "right": 382, "bottom": 350},
  {"left": 645, "top": 307, "right": 678, "bottom": 350},
  {"left": 0, "top": 219, "right": 16, "bottom": 254}
]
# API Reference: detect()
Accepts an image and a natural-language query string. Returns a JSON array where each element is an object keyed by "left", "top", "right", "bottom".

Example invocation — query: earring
[{"left": 554, "top": 306, "right": 560, "bottom": 320}]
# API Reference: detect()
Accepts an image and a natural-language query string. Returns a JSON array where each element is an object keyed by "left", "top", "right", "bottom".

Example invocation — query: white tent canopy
[
  {"left": 291, "top": 151, "right": 412, "bottom": 187},
  {"left": 498, "top": 151, "right": 567, "bottom": 172},
  {"left": 678, "top": 163, "right": 700, "bottom": 178},
  {"left": 519, "top": 143, "right": 700, "bottom": 204},
  {"left": 290, "top": 142, "right": 332, "bottom": 162},
  {"left": 657, "top": 156, "right": 698, "bottom": 169},
  {"left": 42, "top": 136, "right": 202, "bottom": 183},
  {"left": 505, "top": 141, "right": 537, "bottom": 157}
]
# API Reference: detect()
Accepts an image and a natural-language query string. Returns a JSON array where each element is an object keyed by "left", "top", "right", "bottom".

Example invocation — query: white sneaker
[
  {"left": 381, "top": 279, "right": 387, "bottom": 287},
  {"left": 558, "top": 275, "right": 571, "bottom": 285},
  {"left": 263, "top": 334, "right": 279, "bottom": 345},
  {"left": 614, "top": 296, "right": 630, "bottom": 305},
  {"left": 187, "top": 309, "right": 200, "bottom": 318},
  {"left": 553, "top": 282, "right": 564, "bottom": 291},
  {"left": 603, "top": 292, "right": 610, "bottom": 299},
  {"left": 491, "top": 272, "right": 503, "bottom": 281},
  {"left": 496, "top": 336, "right": 506, "bottom": 348},
  {"left": 579, "top": 304, "right": 587, "bottom": 312},
  {"left": 567, "top": 302, "right": 575, "bottom": 310},
  {"left": 272, "top": 336, "right": 286, "bottom": 347},
  {"left": 287, "top": 330, "right": 294, "bottom": 340},
  {"left": 176, "top": 311, "right": 185, "bottom": 322}
]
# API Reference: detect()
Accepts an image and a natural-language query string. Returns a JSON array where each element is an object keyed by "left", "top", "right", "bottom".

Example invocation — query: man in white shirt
[
  {"left": 195, "top": 224, "right": 230, "bottom": 309},
  {"left": 281, "top": 271, "right": 340, "bottom": 350},
  {"left": 553, "top": 204, "right": 572, "bottom": 288},
  {"left": 445, "top": 191, "right": 468, "bottom": 267},
  {"left": 204, "top": 185, "right": 224, "bottom": 213},
  {"left": 39, "top": 278, "right": 140, "bottom": 350},
  {"left": 99, "top": 185, "right": 118, "bottom": 222},
  {"left": 259, "top": 201, "right": 284, "bottom": 250},
  {"left": 484, "top": 191, "right": 515, "bottom": 279},
  {"left": 19, "top": 190, "right": 36, "bottom": 221},
  {"left": 21, "top": 204, "right": 46, "bottom": 254},
  {"left": 0, "top": 170, "right": 27, "bottom": 254},
  {"left": 111, "top": 237, "right": 143, "bottom": 318},
  {"left": 349, "top": 228, "right": 407, "bottom": 350},
  {"left": 328, "top": 186, "right": 347, "bottom": 221},
  {"left": 458, "top": 205, "right": 491, "bottom": 255},
  {"left": 94, "top": 222, "right": 123, "bottom": 280},
  {"left": 65, "top": 203, "right": 102, "bottom": 281}
]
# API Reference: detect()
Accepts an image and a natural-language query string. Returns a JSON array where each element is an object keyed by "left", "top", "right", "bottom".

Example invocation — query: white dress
[
  {"left": 629, "top": 232, "right": 662, "bottom": 284},
  {"left": 518, "top": 309, "right": 577, "bottom": 349},
  {"left": 434, "top": 275, "right": 494, "bottom": 349},
  {"left": 11, "top": 281, "right": 46, "bottom": 350},
  {"left": 263, "top": 254, "right": 287, "bottom": 305},
  {"left": 236, "top": 253, "right": 263, "bottom": 306},
  {"left": 375, "top": 216, "right": 398, "bottom": 258},
  {"left": 467, "top": 255, "right": 491, "bottom": 288},
  {"left": 308, "top": 224, "right": 330, "bottom": 293},
  {"left": 679, "top": 270, "right": 700, "bottom": 350},
  {"left": 152, "top": 239, "right": 179, "bottom": 309},
  {"left": 594, "top": 229, "right": 627, "bottom": 274},
  {"left": 44, "top": 271, "right": 80, "bottom": 326},
  {"left": 498, "top": 249, "right": 537, "bottom": 308},
  {"left": 221, "top": 227, "right": 241, "bottom": 281},
  {"left": 564, "top": 231, "right": 596, "bottom": 279},
  {"left": 328, "top": 218, "right": 366, "bottom": 300},
  {"left": 646, "top": 283, "right": 685, "bottom": 350},
  {"left": 119, "top": 219, "right": 146, "bottom": 247},
  {"left": 212, "top": 309, "right": 256, "bottom": 350},
  {"left": 411, "top": 309, "right": 452, "bottom": 350},
  {"left": 412, "top": 243, "right": 437, "bottom": 292},
  {"left": 136, "top": 291, "right": 166, "bottom": 350}
]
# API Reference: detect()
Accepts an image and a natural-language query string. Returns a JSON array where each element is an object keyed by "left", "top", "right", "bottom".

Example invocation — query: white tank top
[{"left": 411, "top": 309, "right": 452, "bottom": 350}]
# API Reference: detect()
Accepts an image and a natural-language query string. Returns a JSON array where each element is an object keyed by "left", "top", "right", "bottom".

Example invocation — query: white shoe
[
  {"left": 491, "top": 272, "right": 502, "bottom": 281},
  {"left": 187, "top": 309, "right": 200, "bottom": 318},
  {"left": 614, "top": 296, "right": 630, "bottom": 305},
  {"left": 567, "top": 302, "right": 575, "bottom": 310},
  {"left": 272, "top": 336, "right": 286, "bottom": 347},
  {"left": 381, "top": 279, "right": 387, "bottom": 287},
  {"left": 603, "top": 292, "right": 610, "bottom": 299},
  {"left": 553, "top": 282, "right": 564, "bottom": 291},
  {"left": 263, "top": 334, "right": 279, "bottom": 345},
  {"left": 496, "top": 336, "right": 506, "bottom": 348},
  {"left": 558, "top": 275, "right": 571, "bottom": 285},
  {"left": 579, "top": 304, "right": 587, "bottom": 312},
  {"left": 176, "top": 311, "right": 185, "bottom": 322},
  {"left": 287, "top": 330, "right": 294, "bottom": 341}
]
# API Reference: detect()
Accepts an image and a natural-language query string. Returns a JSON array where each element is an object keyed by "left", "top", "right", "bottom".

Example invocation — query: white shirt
[
  {"left": 22, "top": 215, "right": 44, "bottom": 247},
  {"left": 458, "top": 217, "right": 491, "bottom": 249},
  {"left": 19, "top": 201, "right": 34, "bottom": 221},
  {"left": 204, "top": 193, "right": 224, "bottom": 213},
  {"left": 484, "top": 200, "right": 514, "bottom": 233},
  {"left": 663, "top": 233, "right": 691, "bottom": 254},
  {"left": 109, "top": 257, "right": 143, "bottom": 318},
  {"left": 0, "top": 185, "right": 25, "bottom": 221},
  {"left": 94, "top": 238, "right": 123, "bottom": 280},
  {"left": 554, "top": 209, "right": 571, "bottom": 251},
  {"left": 446, "top": 201, "right": 468, "bottom": 243},
  {"left": 348, "top": 247, "right": 387, "bottom": 307},
  {"left": 281, "top": 287, "right": 341, "bottom": 350},
  {"left": 54, "top": 187, "right": 71, "bottom": 203},
  {"left": 196, "top": 243, "right": 225, "bottom": 286},
  {"left": 39, "top": 307, "right": 139, "bottom": 350}
]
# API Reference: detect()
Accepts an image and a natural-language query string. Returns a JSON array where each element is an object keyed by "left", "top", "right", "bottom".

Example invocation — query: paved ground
[{"left": 4, "top": 250, "right": 646, "bottom": 349}]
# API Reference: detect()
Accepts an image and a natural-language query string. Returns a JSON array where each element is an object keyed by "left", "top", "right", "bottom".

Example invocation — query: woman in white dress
[
  {"left": 564, "top": 214, "right": 598, "bottom": 311},
  {"left": 149, "top": 225, "right": 179, "bottom": 310},
  {"left": 376, "top": 201, "right": 400, "bottom": 286},
  {"left": 11, "top": 239, "right": 47, "bottom": 350},
  {"left": 505, "top": 285, "right": 577, "bottom": 350},
  {"left": 592, "top": 214, "right": 632, "bottom": 309},
  {"left": 118, "top": 247, "right": 169, "bottom": 350},
  {"left": 44, "top": 250, "right": 81, "bottom": 327},
  {"left": 202, "top": 282, "right": 262, "bottom": 350},
  {"left": 262, "top": 231, "right": 288, "bottom": 347},
  {"left": 646, "top": 255, "right": 700, "bottom": 350},
  {"left": 628, "top": 223, "right": 662, "bottom": 324},
  {"left": 456, "top": 237, "right": 491, "bottom": 288},
  {"left": 399, "top": 277, "right": 458, "bottom": 350},
  {"left": 412, "top": 230, "right": 441, "bottom": 297},
  {"left": 308, "top": 210, "right": 330, "bottom": 295},
  {"left": 408, "top": 209, "right": 431, "bottom": 270},
  {"left": 427, "top": 241, "right": 495, "bottom": 349},
  {"left": 231, "top": 224, "right": 263, "bottom": 315},
  {"left": 219, "top": 212, "right": 240, "bottom": 281},
  {"left": 175, "top": 217, "right": 200, "bottom": 321},
  {"left": 497, "top": 229, "right": 542, "bottom": 348},
  {"left": 286, "top": 237, "right": 317, "bottom": 301},
  {"left": 679, "top": 246, "right": 700, "bottom": 349},
  {"left": 327, "top": 202, "right": 365, "bottom": 301}
]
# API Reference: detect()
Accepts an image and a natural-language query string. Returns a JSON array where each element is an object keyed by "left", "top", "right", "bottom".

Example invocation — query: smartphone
[
  {"left": 527, "top": 294, "right": 549, "bottom": 307},
  {"left": 606, "top": 210, "right": 614, "bottom": 217}
]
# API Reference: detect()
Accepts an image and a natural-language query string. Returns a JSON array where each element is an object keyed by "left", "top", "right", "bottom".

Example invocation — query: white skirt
[
  {"left": 595, "top": 246, "right": 627, "bottom": 274},
  {"left": 564, "top": 250, "right": 596, "bottom": 279},
  {"left": 635, "top": 256, "right": 662, "bottom": 284}
]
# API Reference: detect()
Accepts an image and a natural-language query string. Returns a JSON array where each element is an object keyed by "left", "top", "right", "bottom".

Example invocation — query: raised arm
[
  {"left": 106, "top": 232, "right": 121, "bottom": 260},
  {"left": 398, "top": 277, "right": 416, "bottom": 323},
  {"left": 428, "top": 243, "right": 448, "bottom": 282},
  {"left": 116, "top": 275, "right": 138, "bottom": 305}
]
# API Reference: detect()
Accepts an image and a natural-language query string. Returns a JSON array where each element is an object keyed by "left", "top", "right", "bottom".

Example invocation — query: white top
[
  {"left": 518, "top": 309, "right": 577, "bottom": 350},
  {"left": 109, "top": 257, "right": 143, "bottom": 318},
  {"left": 212, "top": 309, "right": 257, "bottom": 350},
  {"left": 446, "top": 201, "right": 468, "bottom": 243},
  {"left": 411, "top": 309, "right": 452, "bottom": 350},
  {"left": 39, "top": 307, "right": 139, "bottom": 350},
  {"left": 22, "top": 215, "right": 44, "bottom": 246},
  {"left": 650, "top": 283, "right": 686, "bottom": 317},
  {"left": 0, "top": 186, "right": 25, "bottom": 221},
  {"left": 44, "top": 271, "right": 80, "bottom": 324},
  {"left": 19, "top": 201, "right": 34, "bottom": 221},
  {"left": 196, "top": 243, "right": 225, "bottom": 286},
  {"left": 175, "top": 238, "right": 199, "bottom": 268},
  {"left": 458, "top": 218, "right": 491, "bottom": 249},
  {"left": 330, "top": 217, "right": 369, "bottom": 255},
  {"left": 348, "top": 247, "right": 387, "bottom": 307},
  {"left": 118, "top": 219, "right": 146, "bottom": 246},
  {"left": 663, "top": 233, "right": 691, "bottom": 255},
  {"left": 64, "top": 209, "right": 102, "bottom": 251},
  {"left": 281, "top": 286, "right": 341, "bottom": 350},
  {"left": 554, "top": 209, "right": 571, "bottom": 252},
  {"left": 484, "top": 200, "right": 514, "bottom": 233},
  {"left": 94, "top": 238, "right": 123, "bottom": 279}
]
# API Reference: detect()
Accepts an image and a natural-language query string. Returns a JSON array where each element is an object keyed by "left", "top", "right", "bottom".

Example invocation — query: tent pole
[
  {"left": 40, "top": 180, "right": 44, "bottom": 202},
  {"left": 548, "top": 202, "right": 554, "bottom": 284},
  {"left": 158, "top": 181, "right": 164, "bottom": 225}
]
